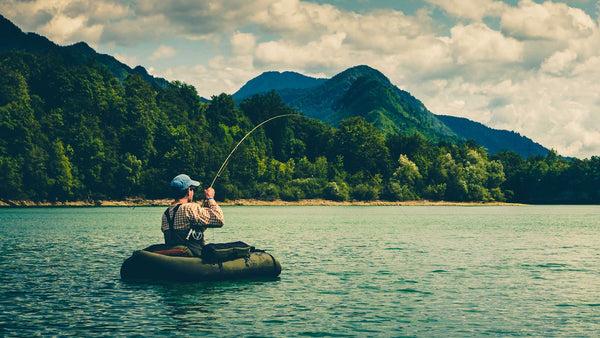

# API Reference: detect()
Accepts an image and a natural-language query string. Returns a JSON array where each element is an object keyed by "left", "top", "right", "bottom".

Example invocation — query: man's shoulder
[{"left": 179, "top": 202, "right": 202, "bottom": 210}]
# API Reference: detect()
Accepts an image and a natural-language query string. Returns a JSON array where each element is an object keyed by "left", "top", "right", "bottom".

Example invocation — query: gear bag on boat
[{"left": 201, "top": 241, "right": 252, "bottom": 263}]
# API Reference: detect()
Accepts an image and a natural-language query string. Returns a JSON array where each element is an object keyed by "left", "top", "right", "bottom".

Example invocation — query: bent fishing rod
[
  {"left": 209, "top": 113, "right": 300, "bottom": 188},
  {"left": 187, "top": 113, "right": 299, "bottom": 241}
]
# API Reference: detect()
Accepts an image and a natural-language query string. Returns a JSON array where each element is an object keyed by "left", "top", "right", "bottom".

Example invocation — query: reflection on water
[{"left": 0, "top": 205, "right": 599, "bottom": 336}]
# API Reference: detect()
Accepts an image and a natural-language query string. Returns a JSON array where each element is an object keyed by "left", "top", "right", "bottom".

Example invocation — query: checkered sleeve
[{"left": 186, "top": 199, "right": 224, "bottom": 228}]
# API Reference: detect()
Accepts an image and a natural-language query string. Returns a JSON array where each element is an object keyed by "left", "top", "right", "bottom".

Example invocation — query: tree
[
  {"left": 122, "top": 74, "right": 159, "bottom": 164},
  {"left": 0, "top": 155, "right": 23, "bottom": 200},
  {"left": 384, "top": 154, "right": 422, "bottom": 201},
  {"left": 47, "top": 139, "right": 77, "bottom": 200},
  {"left": 157, "top": 81, "right": 205, "bottom": 123},
  {"left": 491, "top": 150, "right": 525, "bottom": 202},
  {"left": 386, "top": 132, "right": 436, "bottom": 179},
  {"left": 333, "top": 117, "right": 391, "bottom": 176},
  {"left": 115, "top": 153, "right": 143, "bottom": 198},
  {"left": 206, "top": 93, "right": 242, "bottom": 127}
]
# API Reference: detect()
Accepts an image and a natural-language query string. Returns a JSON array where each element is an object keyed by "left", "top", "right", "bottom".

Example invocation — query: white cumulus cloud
[
  {"left": 0, "top": 0, "right": 128, "bottom": 45},
  {"left": 541, "top": 49, "right": 578, "bottom": 75},
  {"left": 231, "top": 32, "right": 257, "bottom": 55},
  {"left": 38, "top": 14, "right": 103, "bottom": 46},
  {"left": 501, "top": 0, "right": 596, "bottom": 41},
  {"left": 424, "top": 0, "right": 507, "bottom": 20},
  {"left": 449, "top": 23, "right": 523, "bottom": 65},
  {"left": 148, "top": 45, "right": 177, "bottom": 61},
  {"left": 254, "top": 32, "right": 349, "bottom": 71}
]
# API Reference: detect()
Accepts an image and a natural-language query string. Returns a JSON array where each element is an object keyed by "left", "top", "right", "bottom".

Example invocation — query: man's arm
[
  {"left": 201, "top": 198, "right": 224, "bottom": 228},
  {"left": 188, "top": 187, "right": 224, "bottom": 228}
]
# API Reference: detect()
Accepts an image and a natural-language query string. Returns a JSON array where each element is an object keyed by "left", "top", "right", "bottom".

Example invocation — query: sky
[{"left": 2, "top": 0, "right": 600, "bottom": 158}]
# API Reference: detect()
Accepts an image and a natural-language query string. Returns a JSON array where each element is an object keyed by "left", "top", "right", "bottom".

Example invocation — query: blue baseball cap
[{"left": 170, "top": 174, "right": 200, "bottom": 191}]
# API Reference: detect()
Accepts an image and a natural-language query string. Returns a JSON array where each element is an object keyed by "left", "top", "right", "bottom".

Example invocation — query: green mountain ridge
[
  {"left": 232, "top": 71, "right": 327, "bottom": 102},
  {"left": 236, "top": 65, "right": 460, "bottom": 143},
  {"left": 437, "top": 115, "right": 548, "bottom": 157},
  {"left": 338, "top": 75, "right": 455, "bottom": 140},
  {"left": 233, "top": 66, "right": 549, "bottom": 157},
  {"left": 0, "top": 14, "right": 168, "bottom": 88}
]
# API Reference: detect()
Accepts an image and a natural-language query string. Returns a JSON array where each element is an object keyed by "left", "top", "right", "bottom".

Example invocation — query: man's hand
[{"left": 204, "top": 187, "right": 215, "bottom": 199}]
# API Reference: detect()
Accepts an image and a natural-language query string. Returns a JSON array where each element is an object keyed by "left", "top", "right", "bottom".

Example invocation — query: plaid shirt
[{"left": 161, "top": 199, "right": 224, "bottom": 232}]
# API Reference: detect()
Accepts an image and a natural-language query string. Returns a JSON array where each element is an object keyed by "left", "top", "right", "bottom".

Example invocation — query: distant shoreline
[{"left": 0, "top": 198, "right": 525, "bottom": 207}]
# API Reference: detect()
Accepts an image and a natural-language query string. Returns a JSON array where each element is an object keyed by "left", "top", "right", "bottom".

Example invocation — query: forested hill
[
  {"left": 235, "top": 65, "right": 460, "bottom": 143},
  {"left": 0, "top": 14, "right": 168, "bottom": 88},
  {"left": 437, "top": 115, "right": 548, "bottom": 158},
  {"left": 233, "top": 67, "right": 549, "bottom": 158},
  {"left": 232, "top": 71, "right": 327, "bottom": 103}
]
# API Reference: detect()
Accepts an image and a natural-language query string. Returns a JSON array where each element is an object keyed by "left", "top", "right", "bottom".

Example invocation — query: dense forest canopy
[{"left": 1, "top": 51, "right": 599, "bottom": 204}]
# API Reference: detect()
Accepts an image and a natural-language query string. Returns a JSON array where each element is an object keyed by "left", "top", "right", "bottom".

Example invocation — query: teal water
[{"left": 0, "top": 205, "right": 599, "bottom": 337}]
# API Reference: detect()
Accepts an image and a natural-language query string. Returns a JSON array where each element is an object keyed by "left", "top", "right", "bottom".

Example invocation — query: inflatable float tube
[{"left": 120, "top": 249, "right": 282, "bottom": 282}]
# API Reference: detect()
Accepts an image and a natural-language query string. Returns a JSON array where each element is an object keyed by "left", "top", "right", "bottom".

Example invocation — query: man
[{"left": 161, "top": 174, "right": 224, "bottom": 256}]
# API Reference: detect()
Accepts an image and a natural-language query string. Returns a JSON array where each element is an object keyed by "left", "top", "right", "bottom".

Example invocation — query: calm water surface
[{"left": 0, "top": 205, "right": 599, "bottom": 337}]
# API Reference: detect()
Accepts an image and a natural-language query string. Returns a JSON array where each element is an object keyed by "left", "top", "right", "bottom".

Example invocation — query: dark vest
[{"left": 163, "top": 204, "right": 204, "bottom": 256}]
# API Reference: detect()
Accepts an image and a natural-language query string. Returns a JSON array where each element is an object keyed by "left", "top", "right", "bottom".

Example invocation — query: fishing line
[{"left": 210, "top": 113, "right": 300, "bottom": 188}]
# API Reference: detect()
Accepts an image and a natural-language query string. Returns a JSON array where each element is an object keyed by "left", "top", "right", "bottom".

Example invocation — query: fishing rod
[
  {"left": 209, "top": 113, "right": 300, "bottom": 188},
  {"left": 191, "top": 113, "right": 300, "bottom": 242}
]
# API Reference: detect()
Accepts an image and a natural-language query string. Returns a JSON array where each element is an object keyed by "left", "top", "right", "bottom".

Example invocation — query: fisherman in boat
[{"left": 161, "top": 174, "right": 224, "bottom": 256}]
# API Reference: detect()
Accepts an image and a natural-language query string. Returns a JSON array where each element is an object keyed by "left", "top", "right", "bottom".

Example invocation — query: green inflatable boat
[{"left": 120, "top": 243, "right": 282, "bottom": 282}]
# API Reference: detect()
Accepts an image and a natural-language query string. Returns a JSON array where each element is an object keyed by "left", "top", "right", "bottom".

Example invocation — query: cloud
[
  {"left": 257, "top": 1, "right": 437, "bottom": 53},
  {"left": 37, "top": 13, "right": 103, "bottom": 45},
  {"left": 540, "top": 49, "right": 578, "bottom": 75},
  {"left": 148, "top": 45, "right": 177, "bottom": 61},
  {"left": 449, "top": 23, "right": 523, "bottom": 65},
  {"left": 338, "top": 9, "right": 437, "bottom": 53},
  {"left": 100, "top": 15, "right": 173, "bottom": 46},
  {"left": 154, "top": 55, "right": 259, "bottom": 98},
  {"left": 501, "top": 0, "right": 596, "bottom": 41},
  {"left": 0, "top": 0, "right": 129, "bottom": 45},
  {"left": 230, "top": 32, "right": 257, "bottom": 55},
  {"left": 134, "top": 0, "right": 274, "bottom": 38},
  {"left": 424, "top": 0, "right": 507, "bottom": 20},
  {"left": 257, "top": 0, "right": 342, "bottom": 39},
  {"left": 254, "top": 32, "right": 349, "bottom": 71},
  {"left": 63, "top": 0, "right": 130, "bottom": 24},
  {"left": 113, "top": 53, "right": 140, "bottom": 68},
  {"left": 414, "top": 60, "right": 600, "bottom": 158}
]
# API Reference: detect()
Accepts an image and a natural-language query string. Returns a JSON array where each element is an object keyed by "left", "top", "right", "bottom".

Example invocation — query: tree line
[{"left": 1, "top": 51, "right": 599, "bottom": 204}]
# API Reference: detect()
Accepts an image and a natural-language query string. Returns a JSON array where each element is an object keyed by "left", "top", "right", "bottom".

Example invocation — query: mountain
[
  {"left": 437, "top": 115, "right": 548, "bottom": 157},
  {"left": 235, "top": 65, "right": 460, "bottom": 142},
  {"left": 233, "top": 66, "right": 549, "bottom": 157},
  {"left": 232, "top": 71, "right": 327, "bottom": 102},
  {"left": 0, "top": 14, "right": 168, "bottom": 88}
]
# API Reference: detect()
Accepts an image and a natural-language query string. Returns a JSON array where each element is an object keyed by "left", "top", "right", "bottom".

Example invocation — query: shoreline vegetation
[{"left": 0, "top": 198, "right": 525, "bottom": 207}]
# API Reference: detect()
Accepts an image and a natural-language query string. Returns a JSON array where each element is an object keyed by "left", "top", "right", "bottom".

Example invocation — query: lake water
[{"left": 0, "top": 205, "right": 599, "bottom": 337}]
